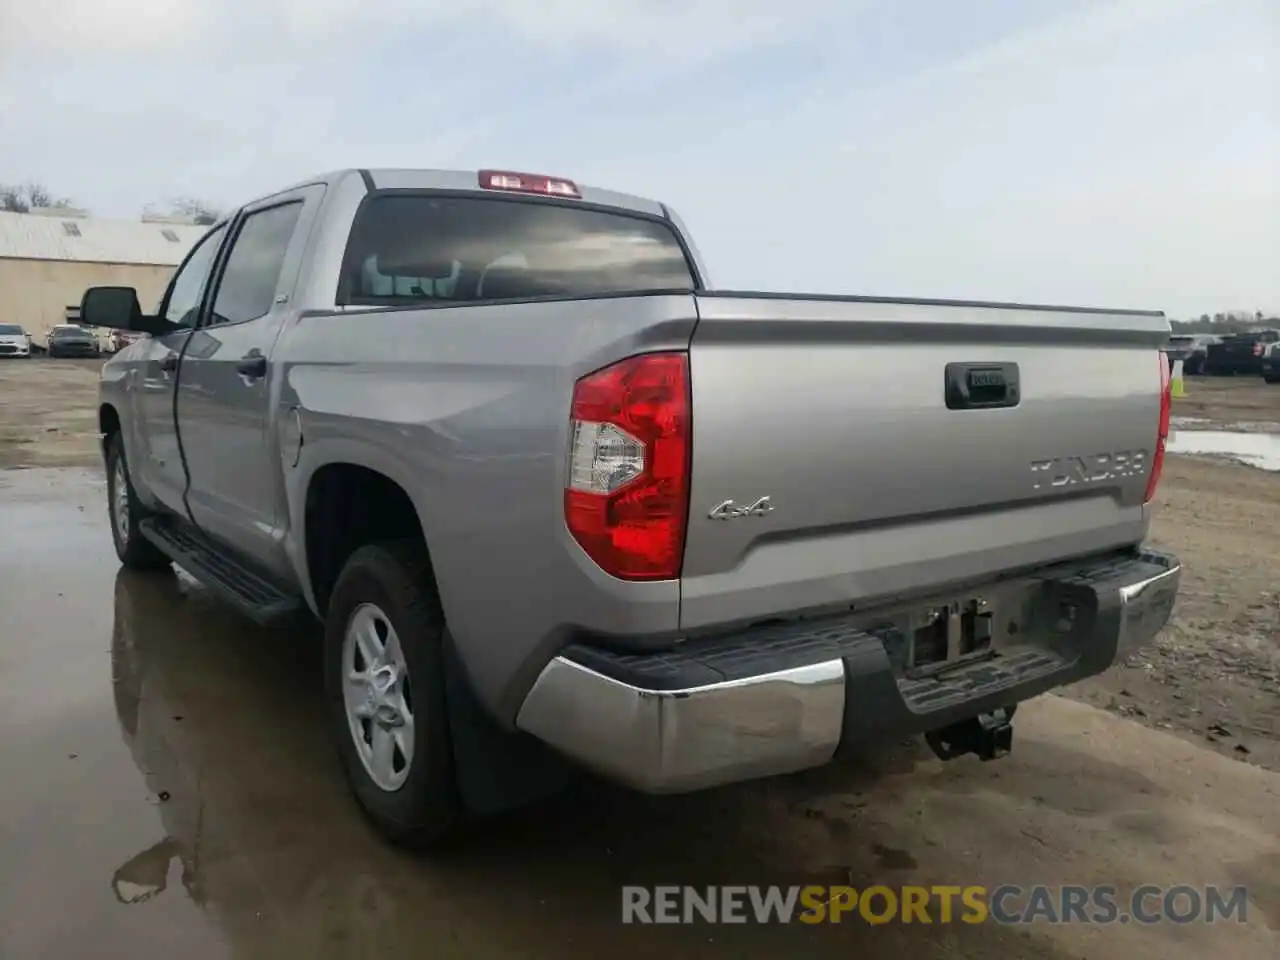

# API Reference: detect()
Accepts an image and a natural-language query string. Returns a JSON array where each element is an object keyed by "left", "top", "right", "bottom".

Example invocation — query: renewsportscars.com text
[{"left": 620, "top": 884, "right": 1250, "bottom": 926}]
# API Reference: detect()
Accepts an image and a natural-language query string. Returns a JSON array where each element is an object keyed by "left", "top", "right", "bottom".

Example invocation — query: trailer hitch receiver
[{"left": 926, "top": 707, "right": 1015, "bottom": 762}]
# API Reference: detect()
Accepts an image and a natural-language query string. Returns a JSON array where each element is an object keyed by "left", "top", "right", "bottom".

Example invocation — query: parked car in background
[
  {"left": 1203, "top": 329, "right": 1280, "bottom": 376},
  {"left": 0, "top": 323, "right": 32, "bottom": 358},
  {"left": 1260, "top": 342, "right": 1280, "bottom": 384},
  {"left": 47, "top": 324, "right": 102, "bottom": 358},
  {"left": 1164, "top": 333, "right": 1218, "bottom": 375}
]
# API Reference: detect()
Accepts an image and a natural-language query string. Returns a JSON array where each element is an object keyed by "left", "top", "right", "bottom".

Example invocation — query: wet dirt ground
[
  {"left": 1169, "top": 376, "right": 1280, "bottom": 436},
  {"left": 0, "top": 358, "right": 104, "bottom": 469},
  {"left": 0, "top": 361, "right": 1277, "bottom": 958},
  {"left": 1063, "top": 375, "right": 1280, "bottom": 771}
]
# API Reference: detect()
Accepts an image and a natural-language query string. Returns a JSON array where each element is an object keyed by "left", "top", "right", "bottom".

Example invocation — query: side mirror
[{"left": 80, "top": 287, "right": 178, "bottom": 336}]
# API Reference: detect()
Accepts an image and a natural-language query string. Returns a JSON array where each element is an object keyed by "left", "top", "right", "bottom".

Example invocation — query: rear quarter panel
[{"left": 277, "top": 295, "right": 698, "bottom": 724}]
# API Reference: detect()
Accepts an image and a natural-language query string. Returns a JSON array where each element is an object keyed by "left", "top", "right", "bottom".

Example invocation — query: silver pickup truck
[{"left": 81, "top": 167, "right": 1181, "bottom": 849}]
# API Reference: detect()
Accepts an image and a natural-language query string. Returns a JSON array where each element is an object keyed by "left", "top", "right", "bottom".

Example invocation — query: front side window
[
  {"left": 209, "top": 202, "right": 303, "bottom": 326},
  {"left": 341, "top": 195, "right": 696, "bottom": 306},
  {"left": 163, "top": 225, "right": 228, "bottom": 328}
]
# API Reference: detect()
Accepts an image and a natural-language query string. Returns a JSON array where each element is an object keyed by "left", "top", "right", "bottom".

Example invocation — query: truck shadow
[{"left": 108, "top": 569, "right": 1100, "bottom": 960}]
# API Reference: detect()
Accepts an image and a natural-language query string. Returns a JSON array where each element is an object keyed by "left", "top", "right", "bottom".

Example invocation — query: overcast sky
[{"left": 1, "top": 0, "right": 1275, "bottom": 318}]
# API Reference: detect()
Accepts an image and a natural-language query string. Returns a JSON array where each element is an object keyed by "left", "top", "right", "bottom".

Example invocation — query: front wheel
[
  {"left": 324, "top": 541, "right": 464, "bottom": 849},
  {"left": 105, "top": 435, "right": 171, "bottom": 571}
]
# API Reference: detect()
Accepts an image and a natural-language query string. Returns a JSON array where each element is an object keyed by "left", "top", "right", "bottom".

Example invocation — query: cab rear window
[{"left": 339, "top": 194, "right": 696, "bottom": 306}]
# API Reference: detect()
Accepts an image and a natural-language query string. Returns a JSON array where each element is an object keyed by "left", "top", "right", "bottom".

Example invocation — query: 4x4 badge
[{"left": 708, "top": 497, "right": 775, "bottom": 520}]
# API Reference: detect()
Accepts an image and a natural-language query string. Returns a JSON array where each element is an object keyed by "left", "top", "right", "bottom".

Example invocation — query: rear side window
[{"left": 340, "top": 195, "right": 696, "bottom": 306}]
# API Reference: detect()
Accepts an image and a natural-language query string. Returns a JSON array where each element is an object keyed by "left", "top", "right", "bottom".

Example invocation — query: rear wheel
[
  {"left": 324, "top": 541, "right": 464, "bottom": 849},
  {"left": 105, "top": 435, "right": 171, "bottom": 571}
]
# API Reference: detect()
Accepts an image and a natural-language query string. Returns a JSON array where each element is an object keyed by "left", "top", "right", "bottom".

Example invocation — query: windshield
[
  {"left": 52, "top": 327, "right": 91, "bottom": 338},
  {"left": 1167, "top": 336, "right": 1193, "bottom": 346},
  {"left": 0, "top": 324, "right": 24, "bottom": 335},
  {"left": 341, "top": 194, "right": 696, "bottom": 305}
]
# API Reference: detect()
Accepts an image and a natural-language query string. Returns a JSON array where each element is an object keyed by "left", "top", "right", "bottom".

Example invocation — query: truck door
[
  {"left": 175, "top": 185, "right": 322, "bottom": 578},
  {"left": 133, "top": 223, "right": 228, "bottom": 514}
]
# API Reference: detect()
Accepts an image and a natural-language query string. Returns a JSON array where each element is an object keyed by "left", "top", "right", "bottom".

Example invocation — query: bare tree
[{"left": 0, "top": 181, "right": 77, "bottom": 213}]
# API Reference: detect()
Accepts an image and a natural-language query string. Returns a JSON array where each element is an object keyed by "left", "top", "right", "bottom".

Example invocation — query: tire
[
  {"left": 105, "top": 434, "right": 171, "bottom": 571},
  {"left": 324, "top": 541, "right": 464, "bottom": 849},
  {"left": 1264, "top": 376, "right": 1280, "bottom": 385}
]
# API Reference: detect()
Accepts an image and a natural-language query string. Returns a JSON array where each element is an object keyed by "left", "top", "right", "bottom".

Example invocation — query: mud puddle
[{"left": 1167, "top": 430, "right": 1280, "bottom": 471}]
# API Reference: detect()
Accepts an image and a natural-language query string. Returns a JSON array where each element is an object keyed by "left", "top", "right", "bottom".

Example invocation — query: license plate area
[
  {"left": 907, "top": 600, "right": 995, "bottom": 673},
  {"left": 873, "top": 580, "right": 1042, "bottom": 680}
]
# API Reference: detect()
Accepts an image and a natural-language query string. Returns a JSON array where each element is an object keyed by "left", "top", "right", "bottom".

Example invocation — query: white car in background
[{"left": 0, "top": 323, "right": 32, "bottom": 358}]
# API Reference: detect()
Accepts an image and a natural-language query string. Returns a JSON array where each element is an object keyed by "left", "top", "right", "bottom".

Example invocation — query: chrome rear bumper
[
  {"left": 516, "top": 550, "right": 1180, "bottom": 794},
  {"left": 516, "top": 658, "right": 846, "bottom": 794}
]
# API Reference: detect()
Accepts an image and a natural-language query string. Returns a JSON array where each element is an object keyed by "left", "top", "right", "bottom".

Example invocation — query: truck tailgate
[{"left": 680, "top": 294, "right": 1169, "bottom": 630}]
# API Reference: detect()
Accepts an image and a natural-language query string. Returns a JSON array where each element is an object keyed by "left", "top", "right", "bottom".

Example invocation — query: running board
[{"left": 138, "top": 516, "right": 303, "bottom": 625}]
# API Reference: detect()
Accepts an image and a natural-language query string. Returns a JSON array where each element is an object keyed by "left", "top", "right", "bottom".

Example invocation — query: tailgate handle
[{"left": 945, "top": 362, "right": 1020, "bottom": 410}]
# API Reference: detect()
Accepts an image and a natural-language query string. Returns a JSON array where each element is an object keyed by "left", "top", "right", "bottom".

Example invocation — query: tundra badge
[{"left": 1029, "top": 450, "right": 1148, "bottom": 490}]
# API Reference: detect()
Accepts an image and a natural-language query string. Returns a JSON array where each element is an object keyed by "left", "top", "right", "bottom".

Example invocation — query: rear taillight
[
  {"left": 1144, "top": 351, "right": 1172, "bottom": 503},
  {"left": 564, "top": 353, "right": 691, "bottom": 580}
]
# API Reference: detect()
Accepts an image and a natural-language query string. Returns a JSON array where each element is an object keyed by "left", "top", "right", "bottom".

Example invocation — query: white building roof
[{"left": 0, "top": 210, "right": 208, "bottom": 266}]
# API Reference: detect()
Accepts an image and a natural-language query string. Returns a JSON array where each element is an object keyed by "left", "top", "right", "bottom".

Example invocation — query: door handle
[
  {"left": 159, "top": 354, "right": 178, "bottom": 372},
  {"left": 237, "top": 355, "right": 268, "bottom": 379}
]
